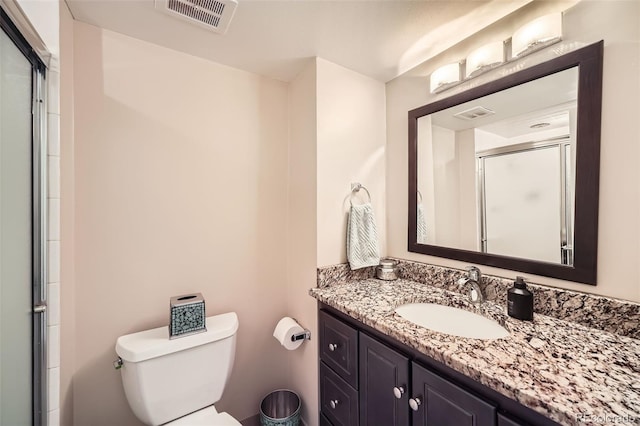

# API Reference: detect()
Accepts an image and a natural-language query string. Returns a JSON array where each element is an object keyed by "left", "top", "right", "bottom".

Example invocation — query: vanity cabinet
[
  {"left": 358, "top": 332, "right": 495, "bottom": 426},
  {"left": 319, "top": 305, "right": 557, "bottom": 426}
]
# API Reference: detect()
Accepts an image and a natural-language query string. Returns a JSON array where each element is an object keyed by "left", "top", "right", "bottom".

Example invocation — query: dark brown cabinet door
[
  {"left": 411, "top": 362, "right": 497, "bottom": 426},
  {"left": 359, "top": 333, "right": 410, "bottom": 426},
  {"left": 320, "top": 412, "right": 334, "bottom": 426}
]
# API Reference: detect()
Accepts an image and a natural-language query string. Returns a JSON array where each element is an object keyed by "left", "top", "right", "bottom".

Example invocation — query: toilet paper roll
[{"left": 273, "top": 317, "right": 305, "bottom": 351}]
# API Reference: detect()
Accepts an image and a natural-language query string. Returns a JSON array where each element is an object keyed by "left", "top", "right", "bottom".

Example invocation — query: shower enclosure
[{"left": 1, "top": 7, "right": 47, "bottom": 426}]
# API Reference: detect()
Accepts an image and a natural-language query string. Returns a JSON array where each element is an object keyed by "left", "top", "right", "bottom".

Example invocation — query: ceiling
[
  {"left": 430, "top": 66, "right": 578, "bottom": 137},
  {"left": 65, "top": 0, "right": 532, "bottom": 82}
]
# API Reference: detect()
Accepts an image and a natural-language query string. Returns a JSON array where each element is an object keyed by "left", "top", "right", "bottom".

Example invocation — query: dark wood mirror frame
[{"left": 408, "top": 41, "right": 603, "bottom": 285}]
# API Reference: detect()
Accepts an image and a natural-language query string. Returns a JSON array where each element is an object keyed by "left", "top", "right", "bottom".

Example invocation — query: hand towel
[
  {"left": 347, "top": 202, "right": 380, "bottom": 270},
  {"left": 417, "top": 204, "right": 428, "bottom": 244}
]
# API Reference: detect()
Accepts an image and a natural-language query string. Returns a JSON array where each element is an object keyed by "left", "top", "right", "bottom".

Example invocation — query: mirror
[{"left": 408, "top": 41, "right": 603, "bottom": 284}]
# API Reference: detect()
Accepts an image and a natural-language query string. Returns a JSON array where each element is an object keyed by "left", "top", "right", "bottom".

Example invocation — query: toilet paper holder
[
  {"left": 291, "top": 330, "right": 311, "bottom": 342},
  {"left": 273, "top": 316, "right": 311, "bottom": 350},
  {"left": 290, "top": 317, "right": 311, "bottom": 342}
]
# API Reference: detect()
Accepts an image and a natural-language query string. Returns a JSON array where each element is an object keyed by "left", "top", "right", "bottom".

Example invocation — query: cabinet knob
[
  {"left": 329, "top": 399, "right": 339, "bottom": 409},
  {"left": 393, "top": 386, "right": 405, "bottom": 399},
  {"left": 409, "top": 397, "right": 422, "bottom": 411},
  {"left": 328, "top": 343, "right": 338, "bottom": 351}
]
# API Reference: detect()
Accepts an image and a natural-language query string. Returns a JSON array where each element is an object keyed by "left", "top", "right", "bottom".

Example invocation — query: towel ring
[{"left": 350, "top": 183, "right": 371, "bottom": 205}]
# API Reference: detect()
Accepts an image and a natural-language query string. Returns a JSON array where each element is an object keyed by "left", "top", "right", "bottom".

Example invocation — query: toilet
[{"left": 115, "top": 312, "right": 242, "bottom": 425}]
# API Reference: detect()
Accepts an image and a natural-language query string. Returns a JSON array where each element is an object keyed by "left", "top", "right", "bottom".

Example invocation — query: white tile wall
[
  {"left": 47, "top": 114, "right": 60, "bottom": 156},
  {"left": 47, "top": 68, "right": 61, "bottom": 425},
  {"left": 48, "top": 366, "right": 60, "bottom": 412},
  {"left": 47, "top": 241, "right": 60, "bottom": 283},
  {"left": 48, "top": 156, "right": 60, "bottom": 199},
  {"left": 48, "top": 409, "right": 60, "bottom": 426},
  {"left": 48, "top": 283, "right": 60, "bottom": 325},
  {"left": 48, "top": 198, "right": 60, "bottom": 241},
  {"left": 47, "top": 68, "right": 59, "bottom": 115},
  {"left": 48, "top": 325, "right": 60, "bottom": 368}
]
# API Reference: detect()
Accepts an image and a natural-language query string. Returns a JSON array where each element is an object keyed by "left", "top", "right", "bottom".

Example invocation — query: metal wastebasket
[{"left": 259, "top": 389, "right": 301, "bottom": 426}]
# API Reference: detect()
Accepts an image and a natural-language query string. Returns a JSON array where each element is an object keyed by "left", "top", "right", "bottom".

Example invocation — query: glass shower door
[
  {"left": 0, "top": 17, "right": 44, "bottom": 426},
  {"left": 481, "top": 145, "right": 562, "bottom": 264}
]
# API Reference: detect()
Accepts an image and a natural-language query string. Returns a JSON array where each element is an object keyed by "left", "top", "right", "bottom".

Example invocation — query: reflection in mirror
[
  {"left": 417, "top": 67, "right": 577, "bottom": 265},
  {"left": 408, "top": 41, "right": 603, "bottom": 285}
]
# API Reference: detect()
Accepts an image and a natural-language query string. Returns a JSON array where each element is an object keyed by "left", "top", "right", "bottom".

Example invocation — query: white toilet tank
[{"left": 115, "top": 312, "right": 239, "bottom": 426}]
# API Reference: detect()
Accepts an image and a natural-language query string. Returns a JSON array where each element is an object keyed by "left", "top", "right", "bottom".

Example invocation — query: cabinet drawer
[
  {"left": 412, "top": 362, "right": 497, "bottom": 426},
  {"left": 498, "top": 413, "right": 530, "bottom": 426},
  {"left": 321, "top": 362, "right": 359, "bottom": 426},
  {"left": 319, "top": 310, "right": 358, "bottom": 388}
]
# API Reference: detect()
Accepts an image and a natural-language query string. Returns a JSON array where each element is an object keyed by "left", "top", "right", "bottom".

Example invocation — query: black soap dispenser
[{"left": 507, "top": 276, "right": 534, "bottom": 321}]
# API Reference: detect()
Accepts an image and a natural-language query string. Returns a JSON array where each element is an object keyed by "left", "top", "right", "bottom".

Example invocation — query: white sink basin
[{"left": 395, "top": 303, "right": 509, "bottom": 340}]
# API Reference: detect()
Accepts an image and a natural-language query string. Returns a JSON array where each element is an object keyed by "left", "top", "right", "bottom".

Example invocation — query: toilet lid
[{"left": 167, "top": 406, "right": 241, "bottom": 426}]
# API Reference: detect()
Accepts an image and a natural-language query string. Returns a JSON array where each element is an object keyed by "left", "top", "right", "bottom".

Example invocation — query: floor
[{"left": 240, "top": 414, "right": 261, "bottom": 426}]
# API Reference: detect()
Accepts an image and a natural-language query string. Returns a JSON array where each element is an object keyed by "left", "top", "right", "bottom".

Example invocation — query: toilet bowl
[{"left": 115, "top": 312, "right": 241, "bottom": 426}]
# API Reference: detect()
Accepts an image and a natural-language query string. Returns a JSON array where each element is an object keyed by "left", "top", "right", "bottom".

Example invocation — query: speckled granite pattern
[
  {"left": 316, "top": 263, "right": 376, "bottom": 288},
  {"left": 310, "top": 279, "right": 640, "bottom": 425},
  {"left": 389, "top": 258, "right": 640, "bottom": 339}
]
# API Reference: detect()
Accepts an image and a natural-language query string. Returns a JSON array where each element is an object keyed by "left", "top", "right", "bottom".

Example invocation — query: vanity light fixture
[
  {"left": 465, "top": 41, "right": 505, "bottom": 79},
  {"left": 512, "top": 13, "right": 563, "bottom": 58},
  {"left": 429, "top": 62, "right": 462, "bottom": 94},
  {"left": 429, "top": 12, "right": 563, "bottom": 94}
]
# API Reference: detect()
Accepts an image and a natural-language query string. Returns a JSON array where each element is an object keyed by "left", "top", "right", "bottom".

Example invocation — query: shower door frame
[{"left": 0, "top": 7, "right": 48, "bottom": 426}]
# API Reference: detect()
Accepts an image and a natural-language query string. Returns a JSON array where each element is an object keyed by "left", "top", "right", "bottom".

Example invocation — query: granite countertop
[{"left": 309, "top": 278, "right": 640, "bottom": 425}]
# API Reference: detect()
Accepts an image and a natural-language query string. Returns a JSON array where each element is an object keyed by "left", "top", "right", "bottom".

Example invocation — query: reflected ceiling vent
[
  {"left": 155, "top": 0, "right": 238, "bottom": 35},
  {"left": 453, "top": 106, "right": 496, "bottom": 120},
  {"left": 530, "top": 122, "right": 551, "bottom": 129}
]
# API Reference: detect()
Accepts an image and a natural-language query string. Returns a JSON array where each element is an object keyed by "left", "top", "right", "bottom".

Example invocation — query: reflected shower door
[{"left": 481, "top": 146, "right": 562, "bottom": 263}]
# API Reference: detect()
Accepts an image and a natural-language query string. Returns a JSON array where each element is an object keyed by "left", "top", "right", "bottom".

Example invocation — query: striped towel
[
  {"left": 347, "top": 203, "right": 380, "bottom": 270},
  {"left": 417, "top": 204, "right": 428, "bottom": 244}
]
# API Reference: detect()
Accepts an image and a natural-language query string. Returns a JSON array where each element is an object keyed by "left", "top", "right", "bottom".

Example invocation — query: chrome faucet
[{"left": 457, "top": 266, "right": 484, "bottom": 306}]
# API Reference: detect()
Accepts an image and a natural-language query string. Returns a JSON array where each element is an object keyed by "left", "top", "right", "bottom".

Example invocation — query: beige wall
[
  {"left": 64, "top": 23, "right": 387, "bottom": 425},
  {"left": 386, "top": 0, "right": 640, "bottom": 302},
  {"left": 70, "top": 22, "right": 291, "bottom": 425},
  {"left": 316, "top": 58, "right": 387, "bottom": 267},
  {"left": 284, "top": 57, "right": 387, "bottom": 426},
  {"left": 455, "top": 129, "right": 478, "bottom": 251},
  {"left": 286, "top": 60, "right": 319, "bottom": 426}
]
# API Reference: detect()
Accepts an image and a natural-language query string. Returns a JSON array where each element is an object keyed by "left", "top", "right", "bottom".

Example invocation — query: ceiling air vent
[
  {"left": 155, "top": 0, "right": 238, "bottom": 35},
  {"left": 453, "top": 106, "right": 496, "bottom": 121}
]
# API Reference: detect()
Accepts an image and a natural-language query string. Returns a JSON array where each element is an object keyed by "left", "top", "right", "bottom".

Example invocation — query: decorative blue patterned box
[{"left": 169, "top": 293, "right": 206, "bottom": 339}]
